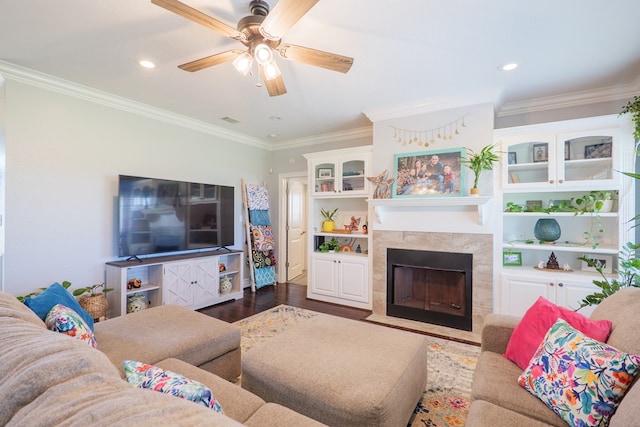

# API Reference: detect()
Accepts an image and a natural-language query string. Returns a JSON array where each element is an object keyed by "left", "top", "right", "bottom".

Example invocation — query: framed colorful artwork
[{"left": 393, "top": 148, "right": 465, "bottom": 198}]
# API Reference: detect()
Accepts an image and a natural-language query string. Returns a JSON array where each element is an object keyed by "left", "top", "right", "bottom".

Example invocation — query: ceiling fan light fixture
[
  {"left": 233, "top": 51, "right": 254, "bottom": 75},
  {"left": 263, "top": 60, "right": 281, "bottom": 81},
  {"left": 254, "top": 43, "right": 273, "bottom": 65}
]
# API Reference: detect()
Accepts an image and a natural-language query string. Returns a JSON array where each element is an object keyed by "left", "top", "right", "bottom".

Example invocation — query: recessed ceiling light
[
  {"left": 269, "top": 116, "right": 283, "bottom": 121},
  {"left": 500, "top": 63, "right": 518, "bottom": 71},
  {"left": 267, "top": 133, "right": 278, "bottom": 138},
  {"left": 139, "top": 60, "right": 156, "bottom": 69}
]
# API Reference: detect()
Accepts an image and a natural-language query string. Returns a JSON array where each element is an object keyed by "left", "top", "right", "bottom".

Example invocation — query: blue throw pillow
[{"left": 24, "top": 282, "right": 95, "bottom": 331}]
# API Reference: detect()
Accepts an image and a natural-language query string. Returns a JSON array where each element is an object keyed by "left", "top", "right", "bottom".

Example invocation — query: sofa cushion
[
  {"left": 472, "top": 351, "right": 566, "bottom": 426},
  {"left": 518, "top": 319, "right": 640, "bottom": 427},
  {"left": 155, "top": 358, "right": 266, "bottom": 424},
  {"left": 0, "top": 314, "right": 120, "bottom": 425},
  {"left": 45, "top": 303, "right": 98, "bottom": 348},
  {"left": 9, "top": 372, "right": 244, "bottom": 427},
  {"left": 591, "top": 288, "right": 640, "bottom": 355},
  {"left": 466, "top": 401, "right": 554, "bottom": 427},
  {"left": 504, "top": 296, "right": 612, "bottom": 370},
  {"left": 23, "top": 282, "right": 95, "bottom": 331},
  {"left": 124, "top": 360, "right": 223, "bottom": 413},
  {"left": 244, "top": 403, "right": 328, "bottom": 427},
  {"left": 0, "top": 291, "right": 46, "bottom": 327}
]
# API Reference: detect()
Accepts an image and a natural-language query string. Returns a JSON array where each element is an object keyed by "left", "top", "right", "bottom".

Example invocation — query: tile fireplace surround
[{"left": 371, "top": 230, "right": 493, "bottom": 344}]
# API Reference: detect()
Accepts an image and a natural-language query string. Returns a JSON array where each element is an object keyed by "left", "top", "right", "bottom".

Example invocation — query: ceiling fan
[{"left": 151, "top": 0, "right": 354, "bottom": 96}]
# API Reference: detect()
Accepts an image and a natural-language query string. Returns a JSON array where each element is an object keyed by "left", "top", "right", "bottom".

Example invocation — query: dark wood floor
[{"left": 198, "top": 282, "right": 372, "bottom": 323}]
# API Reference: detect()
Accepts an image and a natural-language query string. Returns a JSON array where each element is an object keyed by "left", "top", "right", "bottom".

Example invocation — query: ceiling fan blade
[
  {"left": 259, "top": 0, "right": 319, "bottom": 41},
  {"left": 260, "top": 65, "right": 287, "bottom": 97},
  {"left": 278, "top": 44, "right": 353, "bottom": 73},
  {"left": 151, "top": 0, "right": 245, "bottom": 41},
  {"left": 178, "top": 49, "right": 244, "bottom": 72}
]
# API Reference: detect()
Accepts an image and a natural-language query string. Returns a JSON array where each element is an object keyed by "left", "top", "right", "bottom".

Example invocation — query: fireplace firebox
[{"left": 387, "top": 248, "right": 472, "bottom": 331}]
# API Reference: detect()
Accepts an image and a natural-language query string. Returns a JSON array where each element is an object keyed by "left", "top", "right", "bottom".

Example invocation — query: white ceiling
[{"left": 1, "top": 0, "right": 640, "bottom": 147}]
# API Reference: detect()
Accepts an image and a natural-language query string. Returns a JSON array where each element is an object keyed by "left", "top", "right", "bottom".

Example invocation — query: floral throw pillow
[
  {"left": 123, "top": 360, "right": 223, "bottom": 413},
  {"left": 45, "top": 304, "right": 98, "bottom": 348},
  {"left": 518, "top": 319, "right": 640, "bottom": 427}
]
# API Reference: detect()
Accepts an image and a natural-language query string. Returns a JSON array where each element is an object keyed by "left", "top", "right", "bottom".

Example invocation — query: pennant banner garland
[{"left": 391, "top": 114, "right": 469, "bottom": 147}]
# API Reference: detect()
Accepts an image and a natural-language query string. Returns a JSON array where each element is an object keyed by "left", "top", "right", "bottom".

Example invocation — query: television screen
[{"left": 118, "top": 175, "right": 235, "bottom": 257}]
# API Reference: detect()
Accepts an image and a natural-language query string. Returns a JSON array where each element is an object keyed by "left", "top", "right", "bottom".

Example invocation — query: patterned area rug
[{"left": 234, "top": 305, "right": 479, "bottom": 427}]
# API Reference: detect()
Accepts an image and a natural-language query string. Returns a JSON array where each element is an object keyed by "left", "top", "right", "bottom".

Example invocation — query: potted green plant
[
  {"left": 578, "top": 242, "right": 640, "bottom": 309},
  {"left": 578, "top": 98, "right": 640, "bottom": 307},
  {"left": 73, "top": 282, "right": 113, "bottom": 321},
  {"left": 462, "top": 144, "right": 501, "bottom": 196},
  {"left": 320, "top": 207, "right": 338, "bottom": 232},
  {"left": 317, "top": 237, "right": 340, "bottom": 253},
  {"left": 16, "top": 280, "right": 72, "bottom": 302},
  {"left": 572, "top": 190, "right": 618, "bottom": 249}
]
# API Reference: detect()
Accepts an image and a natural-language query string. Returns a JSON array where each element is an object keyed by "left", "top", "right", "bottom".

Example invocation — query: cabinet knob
[
  {"left": 549, "top": 180, "right": 554, "bottom": 184},
  {"left": 558, "top": 179, "right": 564, "bottom": 184},
  {"left": 558, "top": 282, "right": 564, "bottom": 287},
  {"left": 549, "top": 282, "right": 554, "bottom": 287}
]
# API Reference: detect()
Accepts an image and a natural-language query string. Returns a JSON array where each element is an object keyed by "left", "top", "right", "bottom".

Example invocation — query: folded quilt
[{"left": 246, "top": 185, "right": 269, "bottom": 211}]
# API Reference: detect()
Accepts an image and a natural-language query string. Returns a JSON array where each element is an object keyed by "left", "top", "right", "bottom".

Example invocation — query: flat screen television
[{"left": 118, "top": 175, "right": 235, "bottom": 258}]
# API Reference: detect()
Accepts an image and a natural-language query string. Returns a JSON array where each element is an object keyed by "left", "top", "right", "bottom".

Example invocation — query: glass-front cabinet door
[
  {"left": 501, "top": 128, "right": 618, "bottom": 190},
  {"left": 340, "top": 159, "right": 366, "bottom": 193},
  {"left": 311, "top": 153, "right": 369, "bottom": 197},
  {"left": 313, "top": 161, "right": 337, "bottom": 195},
  {"left": 501, "top": 134, "right": 555, "bottom": 188},
  {"left": 558, "top": 130, "right": 615, "bottom": 186}
]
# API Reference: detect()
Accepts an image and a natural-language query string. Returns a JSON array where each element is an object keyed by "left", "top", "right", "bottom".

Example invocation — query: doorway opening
[{"left": 278, "top": 172, "right": 308, "bottom": 285}]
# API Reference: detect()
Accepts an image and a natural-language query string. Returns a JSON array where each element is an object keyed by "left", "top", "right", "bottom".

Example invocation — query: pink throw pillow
[{"left": 503, "top": 296, "right": 612, "bottom": 370}]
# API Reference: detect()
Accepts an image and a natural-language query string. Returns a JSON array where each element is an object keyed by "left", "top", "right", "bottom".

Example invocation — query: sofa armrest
[{"left": 481, "top": 313, "right": 520, "bottom": 354}]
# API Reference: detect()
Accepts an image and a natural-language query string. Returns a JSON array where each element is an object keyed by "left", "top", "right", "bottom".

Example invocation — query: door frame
[{"left": 277, "top": 171, "right": 308, "bottom": 284}]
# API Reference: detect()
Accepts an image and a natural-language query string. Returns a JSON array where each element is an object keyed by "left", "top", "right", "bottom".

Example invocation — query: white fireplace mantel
[{"left": 368, "top": 196, "right": 492, "bottom": 225}]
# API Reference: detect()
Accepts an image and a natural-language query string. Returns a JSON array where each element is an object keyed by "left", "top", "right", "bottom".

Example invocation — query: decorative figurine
[
  {"left": 367, "top": 170, "right": 395, "bottom": 199},
  {"left": 546, "top": 252, "right": 560, "bottom": 270},
  {"left": 127, "top": 278, "right": 142, "bottom": 290}
]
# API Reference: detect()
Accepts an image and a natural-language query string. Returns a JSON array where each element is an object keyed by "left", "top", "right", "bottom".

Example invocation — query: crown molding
[
  {"left": 497, "top": 76, "right": 640, "bottom": 117},
  {"left": 271, "top": 126, "right": 373, "bottom": 151},
  {"left": 0, "top": 60, "right": 271, "bottom": 150},
  {"left": 363, "top": 88, "right": 501, "bottom": 122}
]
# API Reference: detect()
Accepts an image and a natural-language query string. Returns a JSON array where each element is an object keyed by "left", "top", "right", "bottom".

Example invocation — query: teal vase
[{"left": 534, "top": 218, "right": 561, "bottom": 242}]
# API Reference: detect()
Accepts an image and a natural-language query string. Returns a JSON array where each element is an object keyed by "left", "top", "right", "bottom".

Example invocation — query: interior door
[{"left": 287, "top": 178, "right": 306, "bottom": 280}]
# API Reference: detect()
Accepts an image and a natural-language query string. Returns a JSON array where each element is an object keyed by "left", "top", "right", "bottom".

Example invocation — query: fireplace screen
[
  {"left": 387, "top": 248, "right": 472, "bottom": 331},
  {"left": 393, "top": 266, "right": 466, "bottom": 316}
]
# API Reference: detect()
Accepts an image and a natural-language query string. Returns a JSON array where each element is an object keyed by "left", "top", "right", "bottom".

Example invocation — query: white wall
[
  {"left": 370, "top": 102, "right": 496, "bottom": 234},
  {"left": 3, "top": 80, "right": 269, "bottom": 296}
]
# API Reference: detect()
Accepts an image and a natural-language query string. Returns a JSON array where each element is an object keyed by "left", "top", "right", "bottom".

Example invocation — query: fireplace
[{"left": 387, "top": 248, "right": 472, "bottom": 331}]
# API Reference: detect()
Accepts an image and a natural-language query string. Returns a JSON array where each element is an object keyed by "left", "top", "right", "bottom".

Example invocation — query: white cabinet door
[
  {"left": 311, "top": 255, "right": 338, "bottom": 296},
  {"left": 192, "top": 257, "right": 219, "bottom": 308},
  {"left": 555, "top": 277, "right": 597, "bottom": 317},
  {"left": 163, "top": 261, "right": 194, "bottom": 307},
  {"left": 500, "top": 273, "right": 552, "bottom": 317},
  {"left": 500, "top": 272, "right": 599, "bottom": 317},
  {"left": 338, "top": 257, "right": 368, "bottom": 303}
]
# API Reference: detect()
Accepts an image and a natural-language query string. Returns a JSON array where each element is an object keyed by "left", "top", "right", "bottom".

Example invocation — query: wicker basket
[{"left": 79, "top": 294, "right": 108, "bottom": 321}]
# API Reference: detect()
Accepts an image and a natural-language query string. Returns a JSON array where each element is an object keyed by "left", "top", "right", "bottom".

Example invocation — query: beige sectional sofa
[
  {"left": 0, "top": 291, "right": 324, "bottom": 426},
  {"left": 467, "top": 287, "right": 640, "bottom": 427}
]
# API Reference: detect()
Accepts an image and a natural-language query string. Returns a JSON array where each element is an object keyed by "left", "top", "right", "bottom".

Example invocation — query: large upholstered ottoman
[{"left": 241, "top": 314, "right": 429, "bottom": 426}]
